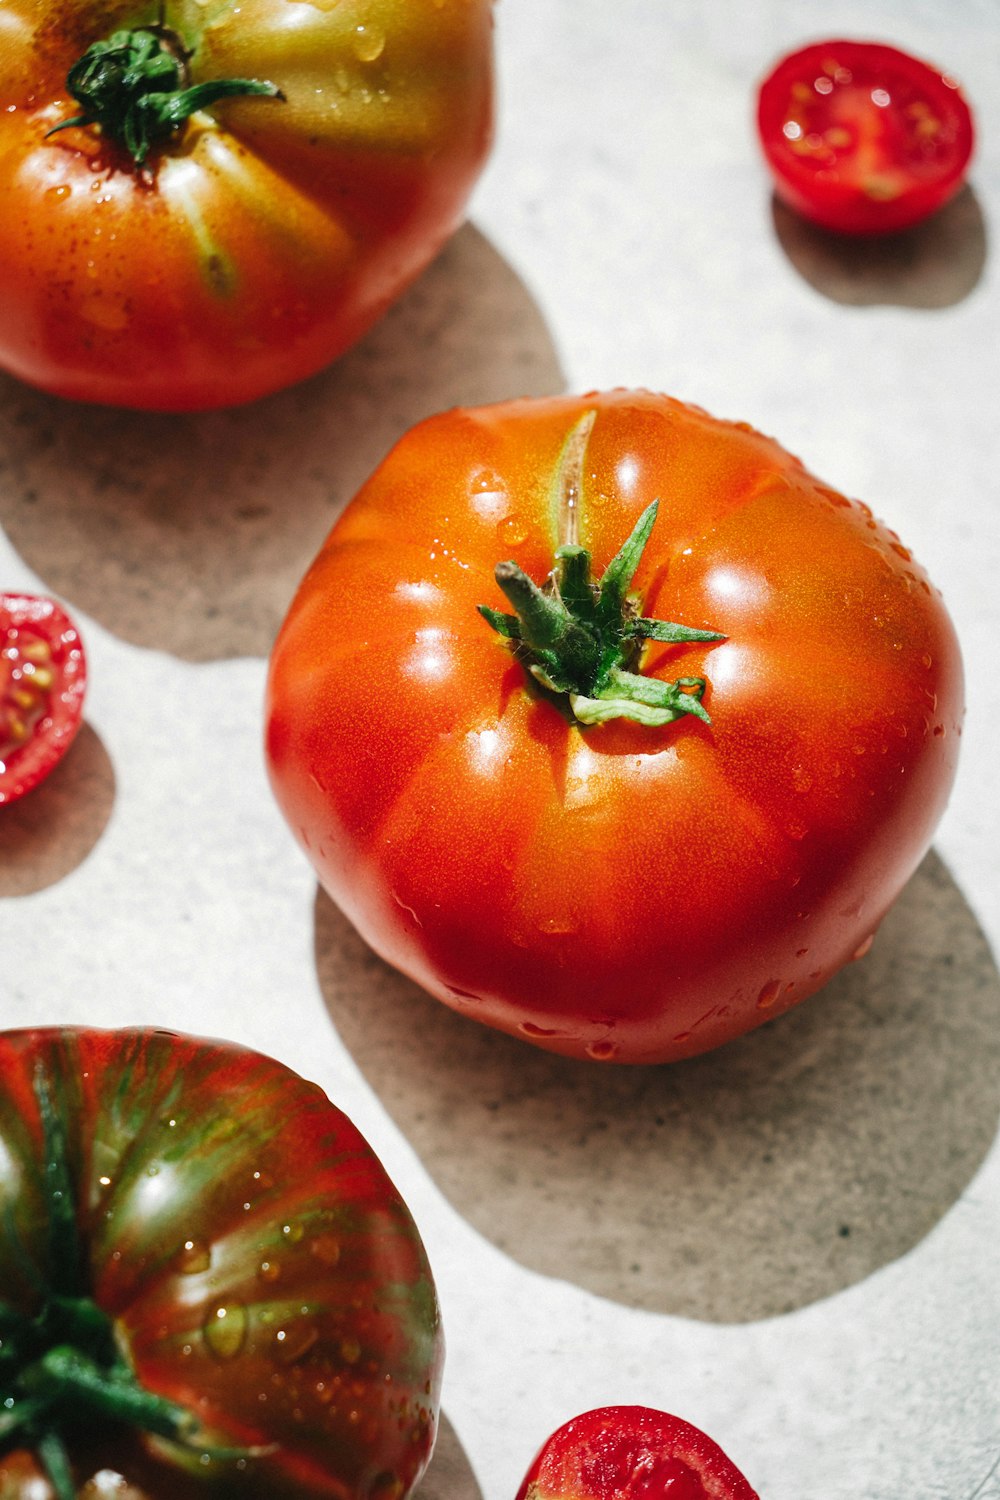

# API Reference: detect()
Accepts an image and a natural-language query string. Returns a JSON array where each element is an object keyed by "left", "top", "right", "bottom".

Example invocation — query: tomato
[
  {"left": 514, "top": 1407, "right": 759, "bottom": 1500},
  {"left": 756, "top": 39, "right": 974, "bottom": 235},
  {"left": 0, "top": 1026, "right": 443, "bottom": 1498},
  {"left": 264, "top": 390, "right": 963, "bottom": 1066},
  {"left": 0, "top": 0, "right": 494, "bottom": 411},
  {"left": 1, "top": 592, "right": 86, "bottom": 807}
]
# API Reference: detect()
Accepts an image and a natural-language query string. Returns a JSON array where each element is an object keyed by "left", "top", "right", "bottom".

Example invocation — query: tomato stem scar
[
  {"left": 479, "top": 435, "right": 726, "bottom": 730},
  {"left": 45, "top": 24, "right": 283, "bottom": 168}
]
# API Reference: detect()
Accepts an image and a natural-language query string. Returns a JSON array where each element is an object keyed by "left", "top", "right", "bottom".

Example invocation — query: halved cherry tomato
[
  {"left": 0, "top": 1025, "right": 443, "bottom": 1498},
  {"left": 515, "top": 1406, "right": 759, "bottom": 1500},
  {"left": 1, "top": 592, "right": 86, "bottom": 806},
  {"left": 757, "top": 39, "right": 974, "bottom": 234}
]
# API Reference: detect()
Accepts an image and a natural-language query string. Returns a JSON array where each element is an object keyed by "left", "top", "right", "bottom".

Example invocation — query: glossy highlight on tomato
[
  {"left": 265, "top": 390, "right": 963, "bottom": 1065},
  {"left": 0, "top": 0, "right": 495, "bottom": 410},
  {"left": 514, "top": 1406, "right": 759, "bottom": 1500},
  {"left": 0, "top": 1026, "right": 443, "bottom": 1498},
  {"left": 757, "top": 39, "right": 974, "bottom": 235},
  {"left": 1, "top": 592, "right": 86, "bottom": 806}
]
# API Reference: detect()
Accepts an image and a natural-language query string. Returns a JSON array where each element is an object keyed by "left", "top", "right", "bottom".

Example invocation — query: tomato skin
[
  {"left": 1, "top": 591, "right": 86, "bottom": 806},
  {"left": 264, "top": 390, "right": 963, "bottom": 1065},
  {"left": 757, "top": 39, "right": 974, "bottom": 235},
  {"left": 514, "top": 1406, "right": 759, "bottom": 1500},
  {"left": 0, "top": 1026, "right": 444, "bottom": 1497},
  {"left": 0, "top": 0, "right": 494, "bottom": 410}
]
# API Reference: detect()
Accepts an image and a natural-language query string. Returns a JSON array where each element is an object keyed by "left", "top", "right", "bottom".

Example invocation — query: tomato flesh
[
  {"left": 0, "top": 592, "right": 86, "bottom": 805},
  {"left": 757, "top": 39, "right": 974, "bottom": 234},
  {"left": 515, "top": 1406, "right": 759, "bottom": 1500}
]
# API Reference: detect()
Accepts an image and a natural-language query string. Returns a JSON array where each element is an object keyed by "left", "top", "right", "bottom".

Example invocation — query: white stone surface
[{"left": 2, "top": 2, "right": 999, "bottom": 1497}]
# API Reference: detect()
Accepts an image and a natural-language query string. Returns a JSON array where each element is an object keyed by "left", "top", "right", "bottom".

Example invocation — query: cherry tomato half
[
  {"left": 1, "top": 591, "right": 86, "bottom": 806},
  {"left": 757, "top": 39, "right": 974, "bottom": 234},
  {"left": 515, "top": 1406, "right": 759, "bottom": 1500},
  {"left": 0, "top": 0, "right": 495, "bottom": 410},
  {"left": 0, "top": 1025, "right": 443, "bottom": 1498},
  {"left": 264, "top": 391, "right": 963, "bottom": 1066}
]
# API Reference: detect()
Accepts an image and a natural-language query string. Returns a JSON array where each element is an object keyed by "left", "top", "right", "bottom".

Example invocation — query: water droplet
[
  {"left": 497, "top": 513, "right": 529, "bottom": 548},
  {"left": 203, "top": 1303, "right": 247, "bottom": 1361},
  {"left": 540, "top": 914, "right": 578, "bottom": 935},
  {"left": 176, "top": 1238, "right": 211, "bottom": 1274},
  {"left": 309, "top": 1233, "right": 341, "bottom": 1267},
  {"left": 282, "top": 1221, "right": 305, "bottom": 1244},
  {"left": 353, "top": 23, "right": 385, "bottom": 61},
  {"left": 274, "top": 1323, "right": 320, "bottom": 1365},
  {"left": 45, "top": 184, "right": 72, "bottom": 203},
  {"left": 519, "top": 1021, "right": 558, "bottom": 1037},
  {"left": 258, "top": 1258, "right": 281, "bottom": 1282},
  {"left": 586, "top": 1040, "right": 618, "bottom": 1061},
  {"left": 852, "top": 934, "right": 875, "bottom": 961},
  {"left": 756, "top": 980, "right": 781, "bottom": 1010}
]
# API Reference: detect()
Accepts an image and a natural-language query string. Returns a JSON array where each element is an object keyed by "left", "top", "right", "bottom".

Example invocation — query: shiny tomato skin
[
  {"left": 514, "top": 1406, "right": 759, "bottom": 1500},
  {"left": 757, "top": 39, "right": 974, "bottom": 235},
  {"left": 0, "top": 0, "right": 494, "bottom": 410},
  {"left": 0, "top": 1026, "right": 444, "bottom": 1497},
  {"left": 264, "top": 390, "right": 963, "bottom": 1065},
  {"left": 0, "top": 591, "right": 86, "bottom": 806}
]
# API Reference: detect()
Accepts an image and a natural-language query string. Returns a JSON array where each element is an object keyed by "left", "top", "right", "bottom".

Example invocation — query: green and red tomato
[
  {"left": 0, "top": 1026, "right": 443, "bottom": 1497},
  {"left": 0, "top": 0, "right": 495, "bottom": 409},
  {"left": 265, "top": 390, "right": 963, "bottom": 1064}
]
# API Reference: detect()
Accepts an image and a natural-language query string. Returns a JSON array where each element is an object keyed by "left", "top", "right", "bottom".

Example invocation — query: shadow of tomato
[
  {"left": 0, "top": 224, "right": 565, "bottom": 663},
  {"left": 416, "top": 1413, "right": 484, "bottom": 1500},
  {"left": 314, "top": 849, "right": 1000, "bottom": 1323},
  {"left": 769, "top": 184, "right": 987, "bottom": 308},
  {"left": 0, "top": 725, "right": 114, "bottom": 897}
]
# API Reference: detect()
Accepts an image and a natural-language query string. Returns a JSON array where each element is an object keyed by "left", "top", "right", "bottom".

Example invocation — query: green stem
[
  {"left": 479, "top": 497, "right": 725, "bottom": 728},
  {"left": 46, "top": 24, "right": 282, "bottom": 167}
]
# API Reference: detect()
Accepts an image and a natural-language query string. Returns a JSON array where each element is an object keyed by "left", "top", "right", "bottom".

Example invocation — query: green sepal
[
  {"left": 628, "top": 617, "right": 726, "bottom": 644},
  {"left": 477, "top": 605, "right": 521, "bottom": 640}
]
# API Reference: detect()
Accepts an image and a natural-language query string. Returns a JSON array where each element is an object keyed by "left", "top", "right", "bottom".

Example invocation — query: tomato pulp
[
  {"left": 514, "top": 1406, "right": 759, "bottom": 1500},
  {"left": 0, "top": 591, "right": 86, "bottom": 806},
  {"left": 265, "top": 391, "right": 964, "bottom": 1065},
  {"left": 757, "top": 39, "right": 974, "bottom": 234},
  {"left": 0, "top": 0, "right": 495, "bottom": 410},
  {"left": 0, "top": 1026, "right": 443, "bottom": 1497}
]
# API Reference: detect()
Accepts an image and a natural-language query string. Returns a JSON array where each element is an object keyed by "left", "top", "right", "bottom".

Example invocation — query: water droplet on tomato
[
  {"left": 586, "top": 1040, "right": 618, "bottom": 1061},
  {"left": 497, "top": 514, "right": 529, "bottom": 548},
  {"left": 353, "top": 23, "right": 385, "bottom": 61},
  {"left": 853, "top": 934, "right": 875, "bottom": 960},
  {"left": 309, "top": 1232, "right": 341, "bottom": 1266},
  {"left": 519, "top": 1021, "right": 558, "bottom": 1037},
  {"left": 176, "top": 1238, "right": 211, "bottom": 1274},
  {"left": 757, "top": 980, "right": 781, "bottom": 1010},
  {"left": 282, "top": 1221, "right": 305, "bottom": 1244},
  {"left": 258, "top": 1259, "right": 281, "bottom": 1282},
  {"left": 45, "top": 184, "right": 72, "bottom": 203},
  {"left": 203, "top": 1302, "right": 247, "bottom": 1360},
  {"left": 274, "top": 1323, "right": 320, "bottom": 1365}
]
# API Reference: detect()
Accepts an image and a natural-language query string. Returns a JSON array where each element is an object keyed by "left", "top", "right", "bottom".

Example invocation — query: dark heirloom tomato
[
  {"left": 264, "top": 391, "right": 963, "bottom": 1065},
  {"left": 1, "top": 592, "right": 86, "bottom": 806},
  {"left": 757, "top": 39, "right": 974, "bottom": 235},
  {"left": 0, "top": 1027, "right": 443, "bottom": 1498},
  {"left": 0, "top": 0, "right": 494, "bottom": 410},
  {"left": 515, "top": 1406, "right": 759, "bottom": 1500}
]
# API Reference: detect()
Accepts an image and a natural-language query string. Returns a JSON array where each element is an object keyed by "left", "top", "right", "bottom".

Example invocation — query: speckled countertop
[{"left": 2, "top": 2, "right": 999, "bottom": 1497}]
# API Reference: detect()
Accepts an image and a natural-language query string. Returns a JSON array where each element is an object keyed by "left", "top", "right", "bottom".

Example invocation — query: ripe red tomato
[
  {"left": 264, "top": 391, "right": 963, "bottom": 1065},
  {"left": 514, "top": 1406, "right": 759, "bottom": 1500},
  {"left": 0, "top": 1026, "right": 443, "bottom": 1498},
  {"left": 757, "top": 39, "right": 974, "bottom": 235},
  {"left": 0, "top": 0, "right": 494, "bottom": 411},
  {"left": 1, "top": 591, "right": 86, "bottom": 806}
]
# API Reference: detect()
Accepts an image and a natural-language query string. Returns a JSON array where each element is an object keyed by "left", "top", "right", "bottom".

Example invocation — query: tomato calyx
[
  {"left": 46, "top": 23, "right": 283, "bottom": 168},
  {"left": 0, "top": 1064, "right": 252, "bottom": 1498},
  {"left": 479, "top": 500, "right": 724, "bottom": 727}
]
